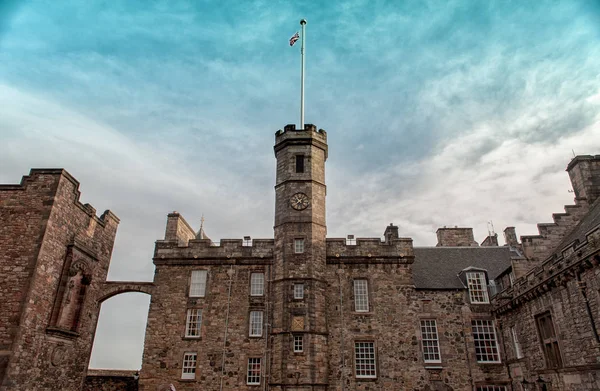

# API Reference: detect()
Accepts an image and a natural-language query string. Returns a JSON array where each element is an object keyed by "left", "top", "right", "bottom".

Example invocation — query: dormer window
[
  {"left": 466, "top": 271, "right": 489, "bottom": 304},
  {"left": 295, "top": 155, "right": 305, "bottom": 173}
]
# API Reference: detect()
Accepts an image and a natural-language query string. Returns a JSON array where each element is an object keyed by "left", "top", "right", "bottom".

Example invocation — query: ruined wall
[
  {"left": 0, "top": 170, "right": 119, "bottom": 391},
  {"left": 0, "top": 171, "right": 58, "bottom": 383}
]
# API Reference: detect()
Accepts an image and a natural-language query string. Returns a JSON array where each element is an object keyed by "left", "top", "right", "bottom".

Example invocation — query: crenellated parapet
[
  {"left": 494, "top": 223, "right": 600, "bottom": 314},
  {"left": 274, "top": 124, "right": 328, "bottom": 159},
  {"left": 326, "top": 237, "right": 414, "bottom": 264},
  {"left": 153, "top": 238, "right": 274, "bottom": 265}
]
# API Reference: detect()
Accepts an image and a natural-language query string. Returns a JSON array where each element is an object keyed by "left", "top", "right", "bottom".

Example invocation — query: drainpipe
[
  {"left": 220, "top": 265, "right": 235, "bottom": 391},
  {"left": 337, "top": 268, "right": 346, "bottom": 391},
  {"left": 460, "top": 299, "right": 475, "bottom": 391},
  {"left": 263, "top": 262, "right": 272, "bottom": 391}
]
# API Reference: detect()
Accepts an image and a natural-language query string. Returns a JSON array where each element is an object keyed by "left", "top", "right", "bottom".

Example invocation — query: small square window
[
  {"left": 181, "top": 352, "right": 197, "bottom": 379},
  {"left": 294, "top": 284, "right": 304, "bottom": 299},
  {"left": 294, "top": 335, "right": 303, "bottom": 352},
  {"left": 250, "top": 273, "right": 264, "bottom": 296},
  {"left": 294, "top": 239, "right": 305, "bottom": 254},
  {"left": 247, "top": 358, "right": 261, "bottom": 385},
  {"left": 249, "top": 311, "right": 263, "bottom": 337}
]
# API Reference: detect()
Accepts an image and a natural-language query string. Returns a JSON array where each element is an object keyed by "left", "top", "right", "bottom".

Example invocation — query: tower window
[
  {"left": 250, "top": 273, "right": 264, "bottom": 296},
  {"left": 190, "top": 270, "right": 207, "bottom": 297},
  {"left": 354, "top": 279, "right": 369, "bottom": 312},
  {"left": 249, "top": 310, "right": 264, "bottom": 337},
  {"left": 295, "top": 155, "right": 305, "bottom": 173},
  {"left": 294, "top": 335, "right": 304, "bottom": 352},
  {"left": 294, "top": 239, "right": 305, "bottom": 254},
  {"left": 185, "top": 309, "right": 202, "bottom": 338},
  {"left": 294, "top": 283, "right": 304, "bottom": 299}
]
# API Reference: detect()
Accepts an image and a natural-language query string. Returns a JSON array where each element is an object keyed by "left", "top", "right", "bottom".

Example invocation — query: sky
[{"left": 1, "top": 0, "right": 600, "bottom": 370}]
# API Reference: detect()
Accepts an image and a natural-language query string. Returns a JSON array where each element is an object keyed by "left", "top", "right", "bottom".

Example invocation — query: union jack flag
[{"left": 289, "top": 31, "right": 299, "bottom": 46}]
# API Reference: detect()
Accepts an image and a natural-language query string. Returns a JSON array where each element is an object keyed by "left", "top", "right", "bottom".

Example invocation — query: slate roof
[
  {"left": 553, "top": 197, "right": 600, "bottom": 254},
  {"left": 412, "top": 246, "right": 513, "bottom": 289}
]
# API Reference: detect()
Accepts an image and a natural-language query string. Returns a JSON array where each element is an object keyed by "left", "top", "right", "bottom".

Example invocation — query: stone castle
[{"left": 1, "top": 124, "right": 600, "bottom": 391}]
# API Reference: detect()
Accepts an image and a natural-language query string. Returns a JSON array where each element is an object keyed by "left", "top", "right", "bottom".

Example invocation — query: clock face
[{"left": 290, "top": 192, "right": 310, "bottom": 210}]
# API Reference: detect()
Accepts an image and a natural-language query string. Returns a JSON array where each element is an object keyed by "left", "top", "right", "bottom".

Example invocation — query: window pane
[
  {"left": 294, "top": 284, "right": 304, "bottom": 299},
  {"left": 354, "top": 279, "right": 369, "bottom": 312},
  {"left": 185, "top": 309, "right": 202, "bottom": 338},
  {"left": 467, "top": 272, "right": 489, "bottom": 304},
  {"left": 420, "top": 319, "right": 441, "bottom": 363},
  {"left": 295, "top": 155, "right": 304, "bottom": 173},
  {"left": 250, "top": 273, "right": 264, "bottom": 296},
  {"left": 295, "top": 239, "right": 304, "bottom": 254},
  {"left": 190, "top": 270, "right": 207, "bottom": 297},
  {"left": 472, "top": 320, "right": 500, "bottom": 363},
  {"left": 247, "top": 358, "right": 261, "bottom": 384},
  {"left": 294, "top": 335, "right": 303, "bottom": 352},
  {"left": 249, "top": 311, "right": 263, "bottom": 337},
  {"left": 182, "top": 352, "right": 197, "bottom": 379},
  {"left": 354, "top": 341, "right": 376, "bottom": 378}
]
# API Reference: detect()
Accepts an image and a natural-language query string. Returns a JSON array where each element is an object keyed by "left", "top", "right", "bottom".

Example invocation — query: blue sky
[{"left": 1, "top": 0, "right": 600, "bottom": 369}]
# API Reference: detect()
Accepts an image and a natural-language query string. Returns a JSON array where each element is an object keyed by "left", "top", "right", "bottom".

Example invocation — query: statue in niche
[{"left": 57, "top": 260, "right": 91, "bottom": 331}]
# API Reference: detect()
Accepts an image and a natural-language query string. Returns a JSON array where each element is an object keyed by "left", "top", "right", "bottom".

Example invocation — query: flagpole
[{"left": 300, "top": 19, "right": 306, "bottom": 130}]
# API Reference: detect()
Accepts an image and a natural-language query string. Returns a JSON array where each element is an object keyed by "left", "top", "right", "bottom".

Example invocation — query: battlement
[
  {"left": 274, "top": 124, "right": 328, "bottom": 158},
  {"left": 154, "top": 238, "right": 274, "bottom": 264},
  {"left": 326, "top": 237, "right": 414, "bottom": 264}
]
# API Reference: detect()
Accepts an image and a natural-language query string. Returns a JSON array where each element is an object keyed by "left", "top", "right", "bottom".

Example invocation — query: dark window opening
[
  {"left": 536, "top": 311, "right": 562, "bottom": 369},
  {"left": 296, "top": 155, "right": 304, "bottom": 173}
]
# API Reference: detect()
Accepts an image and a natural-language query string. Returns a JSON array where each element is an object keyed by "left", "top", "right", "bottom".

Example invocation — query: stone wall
[
  {"left": 0, "top": 169, "right": 119, "bottom": 391},
  {"left": 436, "top": 227, "right": 478, "bottom": 247},
  {"left": 83, "top": 370, "right": 138, "bottom": 391}
]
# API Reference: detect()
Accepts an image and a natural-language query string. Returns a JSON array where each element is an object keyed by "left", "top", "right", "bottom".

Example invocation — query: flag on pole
[{"left": 289, "top": 31, "right": 300, "bottom": 46}]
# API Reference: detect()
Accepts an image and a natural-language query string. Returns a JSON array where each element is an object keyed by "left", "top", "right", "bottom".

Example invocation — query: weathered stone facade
[{"left": 2, "top": 133, "right": 600, "bottom": 391}]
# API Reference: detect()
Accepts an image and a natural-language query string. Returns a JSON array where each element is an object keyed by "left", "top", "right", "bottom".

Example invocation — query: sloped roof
[
  {"left": 413, "top": 246, "right": 513, "bottom": 289},
  {"left": 553, "top": 197, "right": 600, "bottom": 254}
]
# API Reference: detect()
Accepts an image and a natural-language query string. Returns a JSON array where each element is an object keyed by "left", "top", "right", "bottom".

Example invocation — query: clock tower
[{"left": 270, "top": 123, "right": 328, "bottom": 391}]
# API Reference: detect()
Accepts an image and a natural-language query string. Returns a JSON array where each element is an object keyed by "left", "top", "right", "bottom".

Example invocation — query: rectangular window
[
  {"left": 294, "top": 283, "right": 304, "bottom": 299},
  {"left": 354, "top": 279, "right": 369, "bottom": 312},
  {"left": 294, "top": 335, "right": 303, "bottom": 352},
  {"left": 185, "top": 309, "right": 202, "bottom": 338},
  {"left": 295, "top": 155, "right": 304, "bottom": 173},
  {"left": 181, "top": 352, "right": 197, "bottom": 379},
  {"left": 536, "top": 311, "right": 562, "bottom": 368},
  {"left": 511, "top": 326, "right": 523, "bottom": 359},
  {"left": 509, "top": 272, "right": 515, "bottom": 286},
  {"left": 190, "top": 270, "right": 207, "bottom": 297},
  {"left": 249, "top": 310, "right": 263, "bottom": 337},
  {"left": 420, "top": 319, "right": 441, "bottom": 363},
  {"left": 354, "top": 341, "right": 376, "bottom": 378},
  {"left": 472, "top": 320, "right": 500, "bottom": 363},
  {"left": 476, "top": 386, "right": 507, "bottom": 391},
  {"left": 250, "top": 273, "right": 264, "bottom": 296},
  {"left": 467, "top": 272, "right": 489, "bottom": 304},
  {"left": 247, "top": 358, "right": 261, "bottom": 385},
  {"left": 294, "top": 239, "right": 304, "bottom": 254}
]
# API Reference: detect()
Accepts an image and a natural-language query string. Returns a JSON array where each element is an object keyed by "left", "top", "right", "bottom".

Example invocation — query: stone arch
[{"left": 97, "top": 281, "right": 154, "bottom": 303}]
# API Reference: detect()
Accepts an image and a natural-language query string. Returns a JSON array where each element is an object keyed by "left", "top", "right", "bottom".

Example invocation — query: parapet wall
[
  {"left": 154, "top": 238, "right": 274, "bottom": 265},
  {"left": 326, "top": 237, "right": 414, "bottom": 264}
]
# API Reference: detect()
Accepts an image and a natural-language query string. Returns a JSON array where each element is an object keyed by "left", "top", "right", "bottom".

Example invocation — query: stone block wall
[{"left": 0, "top": 169, "right": 119, "bottom": 391}]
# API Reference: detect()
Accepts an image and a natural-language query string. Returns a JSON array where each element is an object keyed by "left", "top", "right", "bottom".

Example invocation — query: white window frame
[
  {"left": 354, "top": 279, "right": 369, "bottom": 312},
  {"left": 467, "top": 272, "right": 489, "bottom": 304},
  {"left": 249, "top": 310, "right": 263, "bottom": 337},
  {"left": 293, "top": 335, "right": 303, "bottom": 352},
  {"left": 294, "top": 283, "right": 304, "bottom": 299},
  {"left": 472, "top": 320, "right": 501, "bottom": 363},
  {"left": 190, "top": 270, "right": 207, "bottom": 297},
  {"left": 247, "top": 357, "right": 261, "bottom": 385},
  {"left": 511, "top": 326, "right": 523, "bottom": 359},
  {"left": 250, "top": 273, "right": 264, "bottom": 296},
  {"left": 185, "top": 309, "right": 202, "bottom": 338},
  {"left": 420, "top": 319, "right": 441, "bottom": 363},
  {"left": 354, "top": 341, "right": 377, "bottom": 378},
  {"left": 294, "top": 239, "right": 305, "bottom": 254},
  {"left": 181, "top": 352, "right": 197, "bottom": 379}
]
